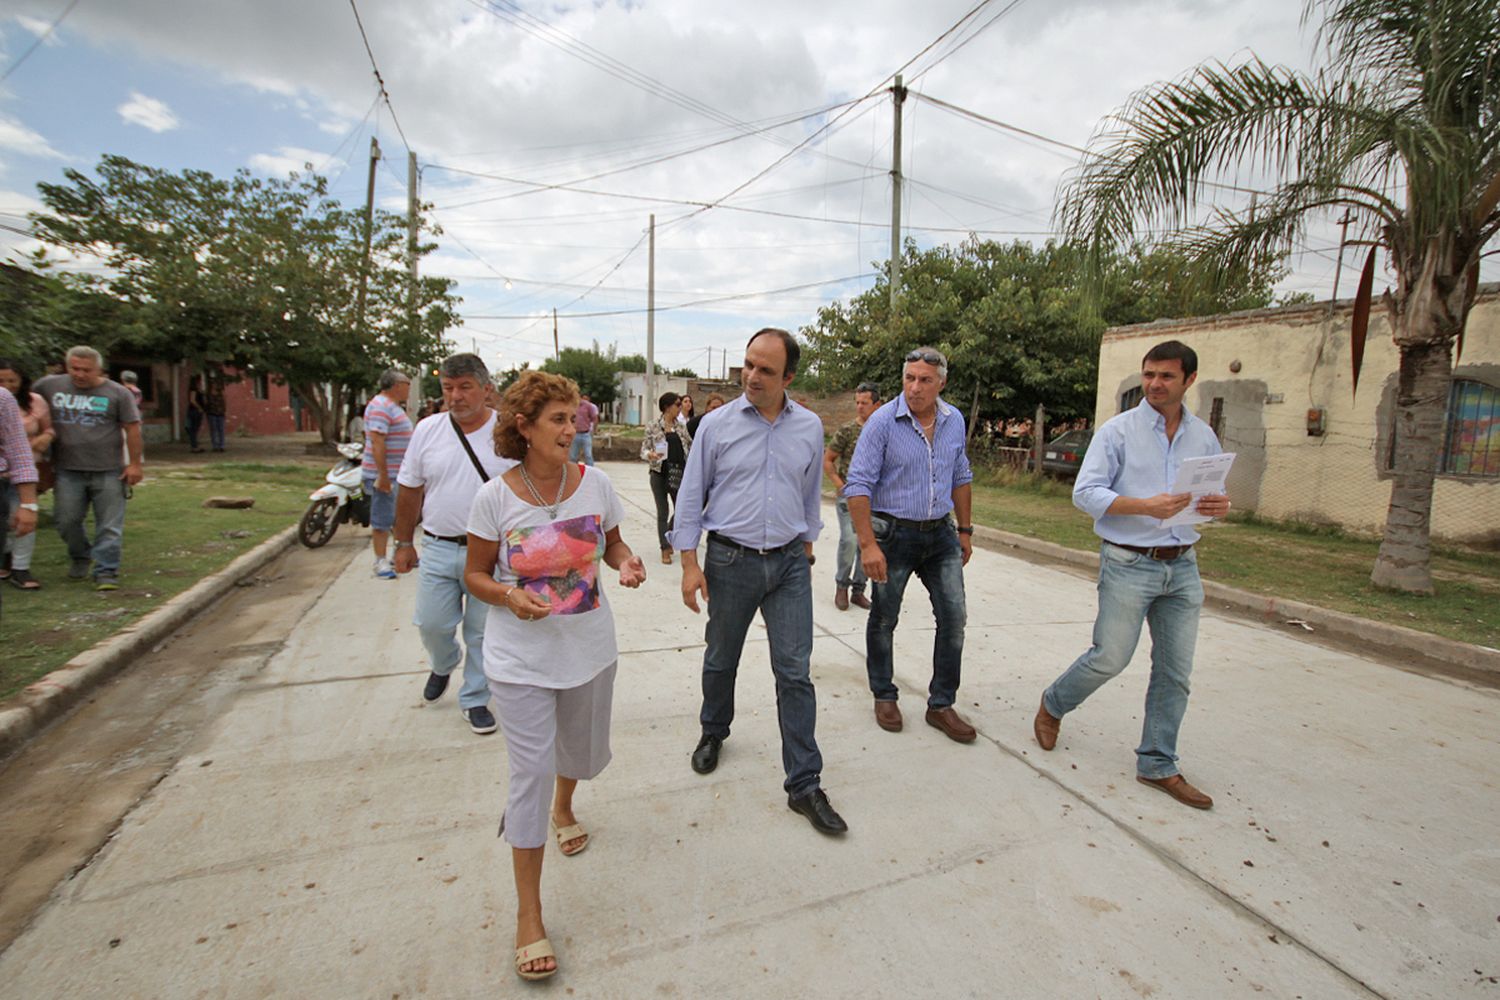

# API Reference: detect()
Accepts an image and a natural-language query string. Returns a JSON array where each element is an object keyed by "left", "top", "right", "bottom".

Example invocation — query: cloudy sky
[{"left": 0, "top": 0, "right": 1455, "bottom": 376}]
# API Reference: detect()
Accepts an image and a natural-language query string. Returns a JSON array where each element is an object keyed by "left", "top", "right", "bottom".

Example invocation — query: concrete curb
[
  {"left": 970, "top": 523, "right": 1500, "bottom": 679},
  {"left": 0, "top": 526, "right": 299, "bottom": 762}
]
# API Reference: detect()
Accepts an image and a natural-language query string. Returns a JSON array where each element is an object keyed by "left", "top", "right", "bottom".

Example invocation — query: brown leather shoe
[
  {"left": 1033, "top": 696, "right": 1060, "bottom": 751},
  {"left": 850, "top": 591, "right": 871, "bottom": 609},
  {"left": 1136, "top": 774, "right": 1213, "bottom": 810},
  {"left": 874, "top": 700, "right": 903, "bottom": 732},
  {"left": 924, "top": 707, "right": 976, "bottom": 743},
  {"left": 835, "top": 586, "right": 849, "bottom": 611}
]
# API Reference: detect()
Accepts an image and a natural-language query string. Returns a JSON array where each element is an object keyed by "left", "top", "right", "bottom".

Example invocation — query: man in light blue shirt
[
  {"left": 845, "top": 347, "right": 977, "bottom": 742},
  {"left": 1034, "top": 340, "right": 1230, "bottom": 810},
  {"left": 672, "top": 328, "right": 847, "bottom": 836}
]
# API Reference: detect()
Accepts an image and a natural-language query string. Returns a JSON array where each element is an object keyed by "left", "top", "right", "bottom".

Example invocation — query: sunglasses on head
[{"left": 905, "top": 350, "right": 943, "bottom": 365}]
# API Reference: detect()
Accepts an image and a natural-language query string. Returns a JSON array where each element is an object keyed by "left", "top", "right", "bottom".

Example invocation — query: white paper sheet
[{"left": 1159, "top": 452, "right": 1235, "bottom": 527}]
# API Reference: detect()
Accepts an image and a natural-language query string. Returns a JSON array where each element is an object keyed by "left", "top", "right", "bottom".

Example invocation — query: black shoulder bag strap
[{"left": 450, "top": 415, "right": 491, "bottom": 484}]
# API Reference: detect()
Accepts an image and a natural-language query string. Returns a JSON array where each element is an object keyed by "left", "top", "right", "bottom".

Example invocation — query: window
[
  {"left": 1120, "top": 386, "right": 1143, "bottom": 412},
  {"left": 1387, "top": 379, "right": 1500, "bottom": 478},
  {"left": 1441, "top": 379, "right": 1500, "bottom": 477},
  {"left": 252, "top": 373, "right": 270, "bottom": 400},
  {"left": 1209, "top": 397, "right": 1224, "bottom": 439}
]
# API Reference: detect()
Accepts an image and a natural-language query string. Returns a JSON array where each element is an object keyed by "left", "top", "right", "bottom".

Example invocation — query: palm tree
[{"left": 1058, "top": 0, "right": 1500, "bottom": 594}]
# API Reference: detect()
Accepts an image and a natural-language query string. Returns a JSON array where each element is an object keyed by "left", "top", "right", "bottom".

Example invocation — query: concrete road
[{"left": 1, "top": 462, "right": 1495, "bottom": 999}]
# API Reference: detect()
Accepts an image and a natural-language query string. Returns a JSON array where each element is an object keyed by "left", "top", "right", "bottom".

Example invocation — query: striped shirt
[
  {"left": 844, "top": 393, "right": 972, "bottom": 520},
  {"left": 0, "top": 389, "right": 39, "bottom": 484},
  {"left": 361, "top": 394, "right": 413, "bottom": 477}
]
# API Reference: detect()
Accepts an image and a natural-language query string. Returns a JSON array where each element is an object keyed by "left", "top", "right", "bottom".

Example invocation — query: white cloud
[
  {"left": 14, "top": 14, "right": 61, "bottom": 40},
  {"left": 117, "top": 92, "right": 180, "bottom": 133},
  {"left": 248, "top": 145, "right": 345, "bottom": 178},
  {"left": 0, "top": 115, "right": 63, "bottom": 159}
]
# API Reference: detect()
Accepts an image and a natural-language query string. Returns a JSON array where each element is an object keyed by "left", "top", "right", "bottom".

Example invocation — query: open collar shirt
[
  {"left": 669, "top": 392, "right": 824, "bottom": 551},
  {"left": 1072, "top": 398, "right": 1222, "bottom": 547},
  {"left": 843, "top": 392, "right": 972, "bottom": 520}
]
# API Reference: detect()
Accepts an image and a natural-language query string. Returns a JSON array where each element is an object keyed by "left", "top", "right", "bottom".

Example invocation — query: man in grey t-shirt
[{"left": 34, "top": 345, "right": 144, "bottom": 590}]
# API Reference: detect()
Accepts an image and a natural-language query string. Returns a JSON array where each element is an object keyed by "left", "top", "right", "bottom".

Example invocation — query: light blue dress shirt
[
  {"left": 1073, "top": 399, "right": 1223, "bottom": 547},
  {"left": 670, "top": 393, "right": 825, "bottom": 551},
  {"left": 843, "top": 393, "right": 973, "bottom": 520}
]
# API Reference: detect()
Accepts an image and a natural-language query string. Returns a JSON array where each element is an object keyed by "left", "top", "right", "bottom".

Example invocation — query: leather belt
[
  {"left": 707, "top": 531, "right": 801, "bottom": 556},
  {"left": 1112, "top": 542, "right": 1193, "bottom": 561},
  {"left": 878, "top": 513, "right": 948, "bottom": 532},
  {"left": 423, "top": 530, "right": 468, "bottom": 545}
]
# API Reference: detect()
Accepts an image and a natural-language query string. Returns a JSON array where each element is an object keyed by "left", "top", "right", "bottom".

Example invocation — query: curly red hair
[{"left": 495, "top": 370, "right": 581, "bottom": 459}]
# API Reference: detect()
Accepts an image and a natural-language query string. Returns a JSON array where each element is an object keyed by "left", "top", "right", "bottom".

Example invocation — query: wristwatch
[
  {"left": 956, "top": 525, "right": 974, "bottom": 535},
  {"left": 19, "top": 503, "right": 39, "bottom": 512},
  {"left": 393, "top": 539, "right": 415, "bottom": 549}
]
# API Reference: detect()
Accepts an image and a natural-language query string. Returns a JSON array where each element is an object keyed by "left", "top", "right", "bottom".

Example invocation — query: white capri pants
[{"left": 492, "top": 662, "right": 617, "bottom": 850}]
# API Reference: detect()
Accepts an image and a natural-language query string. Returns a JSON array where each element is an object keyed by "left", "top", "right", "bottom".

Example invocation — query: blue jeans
[
  {"left": 833, "top": 497, "right": 867, "bottom": 593},
  {"left": 1043, "top": 543, "right": 1204, "bottom": 779},
  {"left": 207, "top": 414, "right": 226, "bottom": 450},
  {"left": 54, "top": 468, "right": 127, "bottom": 576},
  {"left": 700, "top": 538, "right": 823, "bottom": 796},
  {"left": 865, "top": 516, "right": 967, "bottom": 708},
  {"left": 569, "top": 431, "right": 594, "bottom": 466},
  {"left": 413, "top": 538, "right": 491, "bottom": 710}
]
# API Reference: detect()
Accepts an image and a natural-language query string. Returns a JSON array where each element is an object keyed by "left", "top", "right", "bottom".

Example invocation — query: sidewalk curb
[
  {"left": 970, "top": 523, "right": 1500, "bottom": 679},
  {"left": 0, "top": 526, "right": 299, "bottom": 762}
]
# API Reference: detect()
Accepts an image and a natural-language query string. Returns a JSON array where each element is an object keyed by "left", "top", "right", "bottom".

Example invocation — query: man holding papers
[{"left": 1033, "top": 340, "right": 1230, "bottom": 810}]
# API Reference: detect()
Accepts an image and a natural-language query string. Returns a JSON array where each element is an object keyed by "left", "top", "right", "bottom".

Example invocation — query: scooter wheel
[{"left": 298, "top": 498, "right": 341, "bottom": 548}]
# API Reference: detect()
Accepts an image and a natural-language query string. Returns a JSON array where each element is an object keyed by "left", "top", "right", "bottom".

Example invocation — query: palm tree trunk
[{"left": 1369, "top": 332, "right": 1451, "bottom": 595}]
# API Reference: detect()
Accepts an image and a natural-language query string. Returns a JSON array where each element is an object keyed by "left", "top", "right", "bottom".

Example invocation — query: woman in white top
[{"left": 465, "top": 370, "right": 645, "bottom": 982}]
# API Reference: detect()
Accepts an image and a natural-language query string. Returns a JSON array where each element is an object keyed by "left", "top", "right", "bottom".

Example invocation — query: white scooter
[{"left": 298, "top": 441, "right": 372, "bottom": 548}]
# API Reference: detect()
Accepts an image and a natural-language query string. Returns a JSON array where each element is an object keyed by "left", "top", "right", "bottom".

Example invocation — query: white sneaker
[{"left": 374, "top": 557, "right": 396, "bottom": 579}]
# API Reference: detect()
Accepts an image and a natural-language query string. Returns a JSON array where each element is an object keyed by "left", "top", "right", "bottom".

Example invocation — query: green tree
[
  {"left": 669, "top": 366, "right": 698, "bottom": 378},
  {"left": 801, "top": 239, "right": 1280, "bottom": 428},
  {"left": 540, "top": 344, "right": 620, "bottom": 405},
  {"left": 25, "top": 155, "right": 460, "bottom": 442},
  {"left": 1057, "top": 0, "right": 1500, "bottom": 594}
]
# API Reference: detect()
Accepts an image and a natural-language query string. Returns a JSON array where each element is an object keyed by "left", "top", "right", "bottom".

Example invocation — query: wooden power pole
[
  {"left": 354, "top": 137, "right": 381, "bottom": 340},
  {"left": 889, "top": 74, "right": 906, "bottom": 317},
  {"left": 646, "top": 214, "right": 656, "bottom": 407}
]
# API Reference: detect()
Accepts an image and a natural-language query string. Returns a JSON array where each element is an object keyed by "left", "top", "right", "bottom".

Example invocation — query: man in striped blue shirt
[
  {"left": 1033, "top": 340, "right": 1230, "bottom": 810},
  {"left": 845, "top": 347, "right": 976, "bottom": 743}
]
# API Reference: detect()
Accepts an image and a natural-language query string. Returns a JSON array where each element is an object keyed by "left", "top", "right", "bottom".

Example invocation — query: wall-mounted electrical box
[{"left": 1307, "top": 407, "right": 1326, "bottom": 437}]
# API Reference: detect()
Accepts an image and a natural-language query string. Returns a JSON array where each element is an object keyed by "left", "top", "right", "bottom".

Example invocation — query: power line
[
  {"left": 468, "top": 272, "right": 873, "bottom": 320},
  {"left": 347, "top": 0, "right": 411, "bottom": 153},
  {"left": 0, "top": 0, "right": 80, "bottom": 85},
  {"left": 907, "top": 0, "right": 1029, "bottom": 84}
]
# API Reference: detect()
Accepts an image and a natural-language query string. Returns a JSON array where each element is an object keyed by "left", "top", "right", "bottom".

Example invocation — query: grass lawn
[
  {"left": 2, "top": 462, "right": 315, "bottom": 700},
  {"left": 967, "top": 466, "right": 1500, "bottom": 650}
]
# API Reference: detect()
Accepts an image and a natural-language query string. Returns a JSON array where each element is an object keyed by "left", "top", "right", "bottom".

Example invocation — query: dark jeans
[
  {"left": 700, "top": 538, "right": 823, "bottom": 796},
  {"left": 865, "top": 516, "right": 967, "bottom": 709},
  {"left": 0, "top": 483, "right": 8, "bottom": 618},
  {"left": 649, "top": 468, "right": 676, "bottom": 551},
  {"left": 207, "top": 413, "right": 226, "bottom": 450},
  {"left": 186, "top": 410, "right": 204, "bottom": 448}
]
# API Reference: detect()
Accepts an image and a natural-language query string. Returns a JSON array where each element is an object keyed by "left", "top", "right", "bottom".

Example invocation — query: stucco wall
[{"left": 1096, "top": 287, "right": 1500, "bottom": 545}]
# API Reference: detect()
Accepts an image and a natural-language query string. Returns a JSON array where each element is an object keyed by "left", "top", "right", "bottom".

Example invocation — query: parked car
[{"left": 1031, "top": 428, "right": 1094, "bottom": 478}]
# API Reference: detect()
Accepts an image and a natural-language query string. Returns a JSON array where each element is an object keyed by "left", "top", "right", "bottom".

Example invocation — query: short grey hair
[
  {"left": 904, "top": 345, "right": 948, "bottom": 382},
  {"left": 67, "top": 345, "right": 104, "bottom": 368},
  {"left": 439, "top": 352, "right": 491, "bottom": 385},
  {"left": 120, "top": 370, "right": 139, "bottom": 384},
  {"left": 377, "top": 368, "right": 410, "bottom": 391}
]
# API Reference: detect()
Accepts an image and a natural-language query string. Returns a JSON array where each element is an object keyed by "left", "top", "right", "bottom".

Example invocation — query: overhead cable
[{"left": 347, "top": 0, "right": 411, "bottom": 153}]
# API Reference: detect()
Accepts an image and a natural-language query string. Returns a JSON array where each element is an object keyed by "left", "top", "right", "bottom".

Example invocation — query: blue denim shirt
[
  {"left": 670, "top": 393, "right": 825, "bottom": 551},
  {"left": 1073, "top": 399, "right": 1222, "bottom": 547},
  {"left": 843, "top": 393, "right": 973, "bottom": 520}
]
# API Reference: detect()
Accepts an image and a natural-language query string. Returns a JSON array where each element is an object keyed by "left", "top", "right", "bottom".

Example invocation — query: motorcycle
[{"left": 297, "top": 441, "right": 372, "bottom": 548}]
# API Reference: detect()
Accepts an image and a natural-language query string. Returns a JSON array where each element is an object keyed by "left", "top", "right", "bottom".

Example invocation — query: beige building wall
[{"left": 1095, "top": 286, "right": 1500, "bottom": 545}]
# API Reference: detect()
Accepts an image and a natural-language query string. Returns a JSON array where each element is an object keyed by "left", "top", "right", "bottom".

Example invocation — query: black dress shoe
[
  {"left": 787, "top": 789, "right": 848, "bottom": 835},
  {"left": 691, "top": 734, "right": 723, "bottom": 774}
]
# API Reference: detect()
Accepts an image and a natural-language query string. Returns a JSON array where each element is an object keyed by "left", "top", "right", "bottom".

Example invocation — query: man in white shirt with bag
[{"left": 393, "top": 353, "right": 516, "bottom": 735}]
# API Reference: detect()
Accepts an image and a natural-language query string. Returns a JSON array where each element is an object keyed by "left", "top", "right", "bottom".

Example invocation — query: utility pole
[
  {"left": 646, "top": 214, "right": 656, "bottom": 407},
  {"left": 1032, "top": 404, "right": 1046, "bottom": 478},
  {"left": 553, "top": 308, "right": 560, "bottom": 360},
  {"left": 1329, "top": 209, "right": 1355, "bottom": 304},
  {"left": 405, "top": 149, "right": 421, "bottom": 421},
  {"left": 889, "top": 74, "right": 906, "bottom": 317},
  {"left": 354, "top": 137, "right": 381, "bottom": 342}
]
